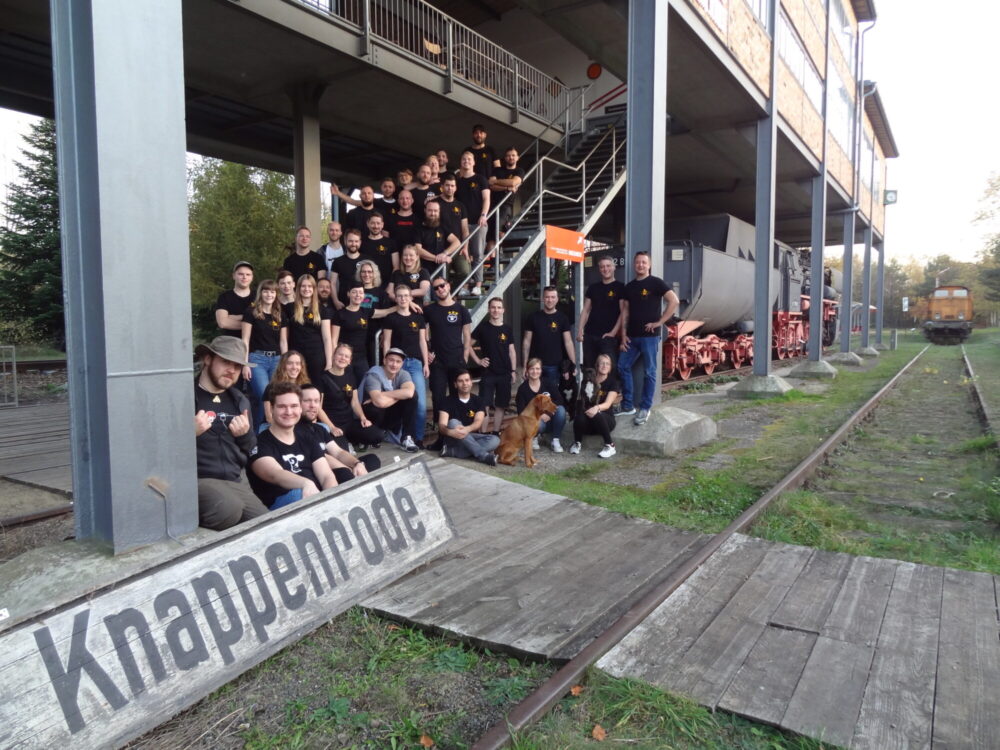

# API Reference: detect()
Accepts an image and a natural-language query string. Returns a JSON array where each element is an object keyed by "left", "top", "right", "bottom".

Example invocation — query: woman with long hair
[
  {"left": 280, "top": 274, "right": 333, "bottom": 387},
  {"left": 569, "top": 353, "right": 619, "bottom": 458},
  {"left": 381, "top": 284, "right": 429, "bottom": 446},
  {"left": 514, "top": 357, "right": 567, "bottom": 454},
  {"left": 319, "top": 343, "right": 385, "bottom": 450},
  {"left": 261, "top": 350, "right": 308, "bottom": 426},
  {"left": 386, "top": 244, "right": 431, "bottom": 303},
  {"left": 241, "top": 279, "right": 283, "bottom": 428}
]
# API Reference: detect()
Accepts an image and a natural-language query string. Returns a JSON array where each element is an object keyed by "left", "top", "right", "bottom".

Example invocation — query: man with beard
[
  {"left": 194, "top": 337, "right": 267, "bottom": 529},
  {"left": 360, "top": 212, "right": 399, "bottom": 282},
  {"left": 330, "top": 228, "right": 372, "bottom": 309},
  {"left": 408, "top": 163, "right": 438, "bottom": 220},
  {"left": 464, "top": 123, "right": 500, "bottom": 179},
  {"left": 331, "top": 184, "right": 382, "bottom": 234},
  {"left": 320, "top": 220, "right": 344, "bottom": 279},
  {"left": 298, "top": 383, "right": 381, "bottom": 483},
  {"left": 423, "top": 278, "right": 472, "bottom": 450},
  {"left": 415, "top": 200, "right": 469, "bottom": 289}
]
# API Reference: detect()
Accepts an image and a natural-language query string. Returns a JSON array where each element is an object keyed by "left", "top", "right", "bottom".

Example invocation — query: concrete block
[
  {"left": 855, "top": 346, "right": 879, "bottom": 358},
  {"left": 789, "top": 359, "right": 838, "bottom": 379},
  {"left": 874, "top": 342, "right": 889, "bottom": 351},
  {"left": 727, "top": 374, "right": 794, "bottom": 400},
  {"left": 614, "top": 405, "right": 717, "bottom": 457},
  {"left": 827, "top": 351, "right": 864, "bottom": 366}
]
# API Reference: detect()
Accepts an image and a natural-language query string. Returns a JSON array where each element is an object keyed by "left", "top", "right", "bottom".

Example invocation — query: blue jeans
[
  {"left": 535, "top": 404, "right": 567, "bottom": 441},
  {"left": 444, "top": 419, "right": 500, "bottom": 459},
  {"left": 402, "top": 357, "right": 427, "bottom": 441},
  {"left": 541, "top": 364, "right": 560, "bottom": 384},
  {"left": 248, "top": 351, "right": 279, "bottom": 428},
  {"left": 618, "top": 336, "right": 658, "bottom": 411},
  {"left": 270, "top": 488, "right": 303, "bottom": 510}
]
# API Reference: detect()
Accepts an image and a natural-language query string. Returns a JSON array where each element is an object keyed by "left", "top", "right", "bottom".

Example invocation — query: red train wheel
[{"left": 676, "top": 360, "right": 693, "bottom": 380}]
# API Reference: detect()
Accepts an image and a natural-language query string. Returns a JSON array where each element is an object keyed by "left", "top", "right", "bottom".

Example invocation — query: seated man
[
  {"left": 248, "top": 381, "right": 338, "bottom": 509},
  {"left": 360, "top": 347, "right": 418, "bottom": 451},
  {"left": 438, "top": 368, "right": 499, "bottom": 466},
  {"left": 194, "top": 336, "right": 268, "bottom": 530},
  {"left": 298, "top": 383, "right": 381, "bottom": 484}
]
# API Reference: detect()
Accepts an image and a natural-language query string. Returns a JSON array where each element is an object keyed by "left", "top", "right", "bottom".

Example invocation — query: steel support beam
[
  {"left": 292, "top": 83, "right": 325, "bottom": 229},
  {"left": 859, "top": 224, "right": 873, "bottom": 348},
  {"left": 807, "top": 175, "right": 826, "bottom": 358},
  {"left": 875, "top": 240, "right": 886, "bottom": 346},
  {"left": 839, "top": 212, "right": 855, "bottom": 351},
  {"left": 50, "top": 0, "right": 198, "bottom": 553},
  {"left": 624, "top": 0, "right": 667, "bottom": 404}
]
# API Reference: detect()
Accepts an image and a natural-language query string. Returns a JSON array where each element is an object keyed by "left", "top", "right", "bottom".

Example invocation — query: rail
[
  {"left": 295, "top": 0, "right": 575, "bottom": 123},
  {"left": 472, "top": 346, "right": 930, "bottom": 749}
]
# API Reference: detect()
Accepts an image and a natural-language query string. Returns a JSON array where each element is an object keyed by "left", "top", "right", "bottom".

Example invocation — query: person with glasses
[{"left": 423, "top": 278, "right": 471, "bottom": 451}]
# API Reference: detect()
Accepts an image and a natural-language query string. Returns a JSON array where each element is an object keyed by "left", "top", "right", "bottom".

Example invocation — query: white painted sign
[
  {"left": 902, "top": 296, "right": 909, "bottom": 312},
  {"left": 0, "top": 459, "right": 453, "bottom": 748}
]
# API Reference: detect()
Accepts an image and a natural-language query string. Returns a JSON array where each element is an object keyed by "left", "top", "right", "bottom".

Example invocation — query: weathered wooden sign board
[{"left": 0, "top": 459, "right": 454, "bottom": 748}]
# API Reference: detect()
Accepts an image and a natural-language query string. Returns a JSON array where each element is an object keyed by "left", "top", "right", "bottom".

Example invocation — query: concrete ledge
[
  {"left": 874, "top": 342, "right": 889, "bottom": 351},
  {"left": 855, "top": 346, "right": 880, "bottom": 358},
  {"left": 788, "top": 359, "right": 838, "bottom": 379},
  {"left": 727, "top": 374, "right": 793, "bottom": 400},
  {"left": 827, "top": 351, "right": 864, "bottom": 366},
  {"left": 613, "top": 405, "right": 718, "bottom": 457}
]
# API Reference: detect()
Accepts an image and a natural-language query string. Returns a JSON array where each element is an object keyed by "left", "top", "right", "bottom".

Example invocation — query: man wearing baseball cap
[
  {"left": 359, "top": 347, "right": 419, "bottom": 452},
  {"left": 194, "top": 336, "right": 268, "bottom": 529}
]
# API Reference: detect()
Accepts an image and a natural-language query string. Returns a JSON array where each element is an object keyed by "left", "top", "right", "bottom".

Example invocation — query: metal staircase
[{"left": 434, "top": 117, "right": 627, "bottom": 328}]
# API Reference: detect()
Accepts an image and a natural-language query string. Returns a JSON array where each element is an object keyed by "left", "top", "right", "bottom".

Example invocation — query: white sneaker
[
  {"left": 550, "top": 438, "right": 564, "bottom": 453},
  {"left": 598, "top": 443, "right": 616, "bottom": 459},
  {"left": 569, "top": 442, "right": 581, "bottom": 454},
  {"left": 531, "top": 437, "right": 540, "bottom": 451},
  {"left": 471, "top": 285, "right": 483, "bottom": 296}
]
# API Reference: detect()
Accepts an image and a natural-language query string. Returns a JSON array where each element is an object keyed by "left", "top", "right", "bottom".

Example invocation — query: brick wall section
[{"left": 728, "top": 0, "right": 772, "bottom": 95}]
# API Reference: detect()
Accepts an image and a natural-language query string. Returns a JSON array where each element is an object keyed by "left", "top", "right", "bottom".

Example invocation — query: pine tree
[{"left": 0, "top": 118, "right": 63, "bottom": 348}]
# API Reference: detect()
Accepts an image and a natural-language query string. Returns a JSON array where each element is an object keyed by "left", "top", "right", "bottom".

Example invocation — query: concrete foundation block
[
  {"left": 614, "top": 405, "right": 717, "bottom": 457},
  {"left": 874, "top": 342, "right": 889, "bottom": 351},
  {"left": 827, "top": 351, "right": 864, "bottom": 366},
  {"left": 727, "top": 374, "right": 794, "bottom": 400},
  {"left": 855, "top": 346, "right": 880, "bottom": 358},
  {"left": 789, "top": 359, "right": 838, "bottom": 379}
]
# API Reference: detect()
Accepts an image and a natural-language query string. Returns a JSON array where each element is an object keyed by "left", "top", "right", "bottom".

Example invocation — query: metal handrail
[{"left": 295, "top": 0, "right": 572, "bottom": 122}]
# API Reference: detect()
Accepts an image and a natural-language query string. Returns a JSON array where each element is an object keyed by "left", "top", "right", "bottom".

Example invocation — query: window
[
  {"left": 696, "top": 0, "right": 729, "bottom": 32},
  {"left": 860, "top": 133, "right": 874, "bottom": 188},
  {"left": 831, "top": 0, "right": 855, "bottom": 64},
  {"left": 745, "top": 0, "right": 768, "bottom": 28},
  {"left": 828, "top": 65, "right": 854, "bottom": 152},
  {"left": 777, "top": 12, "right": 824, "bottom": 113}
]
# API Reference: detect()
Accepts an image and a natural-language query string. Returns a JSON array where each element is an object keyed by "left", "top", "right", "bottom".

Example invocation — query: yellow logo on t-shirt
[
  {"left": 607, "top": 290, "right": 616, "bottom": 298},
  {"left": 308, "top": 262, "right": 315, "bottom": 269},
  {"left": 466, "top": 408, "right": 475, "bottom": 419},
  {"left": 271, "top": 320, "right": 279, "bottom": 328},
  {"left": 344, "top": 384, "right": 353, "bottom": 393},
  {"left": 641, "top": 288, "right": 649, "bottom": 296},
  {"left": 378, "top": 244, "right": 386, "bottom": 253},
  {"left": 306, "top": 313, "right": 314, "bottom": 320},
  {"left": 499, "top": 333, "right": 507, "bottom": 342},
  {"left": 359, "top": 318, "right": 368, "bottom": 327},
  {"left": 452, "top": 206, "right": 460, "bottom": 214},
  {"left": 409, "top": 321, "right": 418, "bottom": 330},
  {"left": 550, "top": 321, "right": 558, "bottom": 329}
]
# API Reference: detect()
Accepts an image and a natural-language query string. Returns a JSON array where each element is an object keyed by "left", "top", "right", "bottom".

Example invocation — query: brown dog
[{"left": 497, "top": 393, "right": 557, "bottom": 467}]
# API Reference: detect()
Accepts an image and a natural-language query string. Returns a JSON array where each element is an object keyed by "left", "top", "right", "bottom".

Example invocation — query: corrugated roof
[{"left": 863, "top": 83, "right": 898, "bottom": 158}]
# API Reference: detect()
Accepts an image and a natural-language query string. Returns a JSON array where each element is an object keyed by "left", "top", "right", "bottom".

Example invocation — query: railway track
[
  {"left": 472, "top": 345, "right": 932, "bottom": 749},
  {"left": 9, "top": 358, "right": 66, "bottom": 374}
]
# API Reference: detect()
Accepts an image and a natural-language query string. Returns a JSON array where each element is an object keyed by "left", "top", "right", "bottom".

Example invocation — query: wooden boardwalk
[{"left": 0, "top": 402, "right": 72, "bottom": 495}]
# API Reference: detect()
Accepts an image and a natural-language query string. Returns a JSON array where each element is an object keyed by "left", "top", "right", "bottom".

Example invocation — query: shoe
[
  {"left": 550, "top": 438, "right": 564, "bottom": 453},
  {"left": 348, "top": 443, "right": 357, "bottom": 455},
  {"left": 440, "top": 444, "right": 450, "bottom": 457},
  {"left": 479, "top": 452, "right": 498, "bottom": 466},
  {"left": 634, "top": 409, "right": 649, "bottom": 426},
  {"left": 355, "top": 443, "right": 368, "bottom": 452},
  {"left": 457, "top": 288, "right": 471, "bottom": 298},
  {"left": 569, "top": 442, "right": 581, "bottom": 454},
  {"left": 615, "top": 405, "right": 636, "bottom": 417},
  {"left": 384, "top": 429, "right": 403, "bottom": 446},
  {"left": 531, "top": 437, "right": 540, "bottom": 451},
  {"left": 471, "top": 285, "right": 483, "bottom": 296},
  {"left": 598, "top": 443, "right": 617, "bottom": 459},
  {"left": 370, "top": 440, "right": 381, "bottom": 449},
  {"left": 426, "top": 438, "right": 443, "bottom": 452},
  {"left": 402, "top": 434, "right": 418, "bottom": 452}
]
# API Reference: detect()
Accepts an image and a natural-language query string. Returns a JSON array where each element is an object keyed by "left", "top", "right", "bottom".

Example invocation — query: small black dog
[
  {"left": 576, "top": 367, "right": 601, "bottom": 416},
  {"left": 558, "top": 359, "right": 579, "bottom": 419}
]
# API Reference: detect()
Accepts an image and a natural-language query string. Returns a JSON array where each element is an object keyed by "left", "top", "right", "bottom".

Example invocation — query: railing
[
  {"left": 295, "top": 0, "right": 569, "bottom": 122},
  {"left": 0, "top": 346, "right": 17, "bottom": 408}
]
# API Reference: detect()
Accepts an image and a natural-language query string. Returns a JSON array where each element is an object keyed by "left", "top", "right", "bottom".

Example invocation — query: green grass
[{"left": 9, "top": 343, "right": 65, "bottom": 361}]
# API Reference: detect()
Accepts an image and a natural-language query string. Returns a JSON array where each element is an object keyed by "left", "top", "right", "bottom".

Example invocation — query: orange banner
[{"left": 545, "top": 225, "right": 585, "bottom": 263}]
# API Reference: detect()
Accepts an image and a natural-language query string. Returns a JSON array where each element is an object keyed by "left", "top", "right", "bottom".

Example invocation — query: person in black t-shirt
[
  {"left": 299, "top": 383, "right": 380, "bottom": 483},
  {"left": 416, "top": 201, "right": 470, "bottom": 291},
  {"left": 456, "top": 150, "right": 491, "bottom": 295},
  {"left": 522, "top": 285, "right": 575, "bottom": 383},
  {"left": 465, "top": 123, "right": 500, "bottom": 180},
  {"left": 319, "top": 221, "right": 345, "bottom": 279},
  {"left": 408, "top": 164, "right": 438, "bottom": 221},
  {"left": 515, "top": 357, "right": 567, "bottom": 453},
  {"left": 319, "top": 343, "right": 385, "bottom": 450},
  {"left": 438, "top": 368, "right": 499, "bottom": 465},
  {"left": 618, "top": 251, "right": 680, "bottom": 426},
  {"left": 570, "top": 353, "right": 620, "bottom": 459},
  {"left": 381, "top": 285, "right": 429, "bottom": 446},
  {"left": 489, "top": 146, "right": 524, "bottom": 246},
  {"left": 215, "top": 261, "right": 254, "bottom": 337},
  {"left": 386, "top": 189, "right": 421, "bottom": 249},
  {"left": 471, "top": 297, "right": 516, "bottom": 434},
  {"left": 578, "top": 254, "right": 626, "bottom": 368},
  {"left": 333, "top": 184, "right": 383, "bottom": 235},
  {"left": 280, "top": 274, "right": 334, "bottom": 387},
  {"left": 248, "top": 382, "right": 338, "bottom": 509},
  {"left": 424, "top": 278, "right": 472, "bottom": 449},
  {"left": 330, "top": 228, "right": 371, "bottom": 308},
  {"left": 283, "top": 226, "right": 325, "bottom": 280},
  {"left": 359, "top": 212, "right": 398, "bottom": 282},
  {"left": 386, "top": 245, "right": 431, "bottom": 304},
  {"left": 241, "top": 279, "right": 283, "bottom": 429}
]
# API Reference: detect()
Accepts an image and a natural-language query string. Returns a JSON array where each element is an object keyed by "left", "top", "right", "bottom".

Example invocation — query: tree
[
  {"left": 0, "top": 118, "right": 64, "bottom": 348},
  {"left": 187, "top": 158, "right": 296, "bottom": 331}
]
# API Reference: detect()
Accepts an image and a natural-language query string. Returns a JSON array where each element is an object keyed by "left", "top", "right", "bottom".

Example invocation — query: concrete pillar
[
  {"left": 856, "top": 224, "right": 878, "bottom": 356},
  {"left": 51, "top": 0, "right": 198, "bottom": 553},
  {"left": 292, "top": 84, "right": 325, "bottom": 229}
]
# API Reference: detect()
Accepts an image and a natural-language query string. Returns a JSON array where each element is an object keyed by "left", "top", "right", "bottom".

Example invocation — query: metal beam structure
[
  {"left": 875, "top": 239, "right": 886, "bottom": 346},
  {"left": 859, "top": 223, "right": 873, "bottom": 349},
  {"left": 807, "top": 0, "right": 831, "bottom": 363},
  {"left": 292, "top": 83, "right": 326, "bottom": 229},
  {"left": 839, "top": 211, "right": 855, "bottom": 351},
  {"left": 50, "top": 0, "right": 197, "bottom": 553}
]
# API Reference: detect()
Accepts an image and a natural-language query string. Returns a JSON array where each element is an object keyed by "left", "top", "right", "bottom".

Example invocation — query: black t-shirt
[
  {"left": 456, "top": 174, "right": 487, "bottom": 218},
  {"left": 215, "top": 289, "right": 253, "bottom": 336},
  {"left": 360, "top": 236, "right": 397, "bottom": 281},
  {"left": 465, "top": 144, "right": 497, "bottom": 179},
  {"left": 374, "top": 197, "right": 397, "bottom": 218},
  {"left": 333, "top": 306, "right": 374, "bottom": 353},
  {"left": 526, "top": 310, "right": 571, "bottom": 366},
  {"left": 389, "top": 268, "right": 430, "bottom": 293},
  {"left": 440, "top": 393, "right": 485, "bottom": 428},
  {"left": 331, "top": 253, "right": 371, "bottom": 304},
  {"left": 492, "top": 165, "right": 525, "bottom": 186},
  {"left": 319, "top": 369, "right": 359, "bottom": 426},
  {"left": 624, "top": 275, "right": 671, "bottom": 338},
  {"left": 473, "top": 321, "right": 514, "bottom": 375},
  {"left": 282, "top": 302, "right": 332, "bottom": 352},
  {"left": 343, "top": 205, "right": 379, "bottom": 234},
  {"left": 383, "top": 312, "right": 426, "bottom": 360},
  {"left": 432, "top": 198, "right": 468, "bottom": 240},
  {"left": 594, "top": 373, "right": 621, "bottom": 405},
  {"left": 194, "top": 383, "right": 254, "bottom": 481},
  {"left": 248, "top": 426, "right": 325, "bottom": 507},
  {"left": 410, "top": 185, "right": 438, "bottom": 220},
  {"left": 585, "top": 280, "right": 627, "bottom": 336},
  {"left": 283, "top": 251, "right": 325, "bottom": 280},
  {"left": 515, "top": 377, "right": 563, "bottom": 413},
  {"left": 361, "top": 285, "right": 390, "bottom": 312},
  {"left": 419, "top": 224, "right": 453, "bottom": 256},
  {"left": 424, "top": 302, "right": 471, "bottom": 365},
  {"left": 386, "top": 212, "right": 421, "bottom": 248},
  {"left": 242, "top": 304, "right": 283, "bottom": 352}
]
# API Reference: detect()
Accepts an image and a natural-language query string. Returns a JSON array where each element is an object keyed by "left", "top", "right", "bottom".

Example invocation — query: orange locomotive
[{"left": 922, "top": 285, "right": 973, "bottom": 344}]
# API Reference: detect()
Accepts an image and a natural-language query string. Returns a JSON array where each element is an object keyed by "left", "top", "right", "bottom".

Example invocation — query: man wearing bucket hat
[{"left": 194, "top": 336, "right": 268, "bottom": 529}]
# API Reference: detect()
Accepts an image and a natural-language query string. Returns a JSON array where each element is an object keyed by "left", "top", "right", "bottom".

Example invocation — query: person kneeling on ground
[
  {"left": 248, "top": 381, "right": 338, "bottom": 509},
  {"left": 438, "top": 368, "right": 499, "bottom": 465},
  {"left": 569, "top": 353, "right": 619, "bottom": 459},
  {"left": 194, "top": 336, "right": 269, "bottom": 530},
  {"left": 299, "top": 383, "right": 381, "bottom": 483},
  {"left": 361, "top": 347, "right": 419, "bottom": 452}
]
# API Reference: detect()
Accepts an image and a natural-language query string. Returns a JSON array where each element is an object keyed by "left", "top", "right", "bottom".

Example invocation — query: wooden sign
[
  {"left": 545, "top": 225, "right": 586, "bottom": 262},
  {"left": 0, "top": 459, "right": 454, "bottom": 748}
]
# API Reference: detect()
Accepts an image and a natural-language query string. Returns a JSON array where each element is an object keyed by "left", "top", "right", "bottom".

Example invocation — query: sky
[{"left": 1, "top": 0, "right": 997, "bottom": 266}]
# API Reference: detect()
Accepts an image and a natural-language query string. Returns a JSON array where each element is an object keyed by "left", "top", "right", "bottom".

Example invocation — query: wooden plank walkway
[
  {"left": 598, "top": 534, "right": 1000, "bottom": 749},
  {"left": 0, "top": 402, "right": 72, "bottom": 495}
]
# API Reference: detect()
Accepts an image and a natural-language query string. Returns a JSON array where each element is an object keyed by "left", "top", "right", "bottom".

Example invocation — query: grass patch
[{"left": 957, "top": 435, "right": 999, "bottom": 453}]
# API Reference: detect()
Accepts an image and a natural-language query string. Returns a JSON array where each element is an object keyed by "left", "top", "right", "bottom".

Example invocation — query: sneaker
[
  {"left": 634, "top": 409, "right": 649, "bottom": 426},
  {"left": 457, "top": 288, "right": 471, "bottom": 298},
  {"left": 598, "top": 443, "right": 617, "bottom": 459},
  {"left": 531, "top": 437, "right": 540, "bottom": 451},
  {"left": 569, "top": 442, "right": 581, "bottom": 454},
  {"left": 615, "top": 405, "right": 636, "bottom": 417},
  {"left": 479, "top": 452, "right": 498, "bottom": 466},
  {"left": 402, "top": 434, "right": 418, "bottom": 453},
  {"left": 355, "top": 443, "right": 368, "bottom": 452},
  {"left": 471, "top": 285, "right": 483, "bottom": 296},
  {"left": 550, "top": 438, "right": 564, "bottom": 453},
  {"left": 439, "top": 444, "right": 450, "bottom": 457}
]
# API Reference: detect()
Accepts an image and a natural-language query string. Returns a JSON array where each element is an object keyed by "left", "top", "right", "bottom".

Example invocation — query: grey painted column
[
  {"left": 875, "top": 240, "right": 886, "bottom": 346},
  {"left": 808, "top": 177, "right": 827, "bottom": 356},
  {"left": 839, "top": 212, "right": 855, "bottom": 351},
  {"left": 292, "top": 84, "right": 325, "bottom": 230},
  {"left": 624, "top": 0, "right": 667, "bottom": 404},
  {"left": 858, "top": 224, "right": 874, "bottom": 350},
  {"left": 51, "top": 0, "right": 197, "bottom": 553}
]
